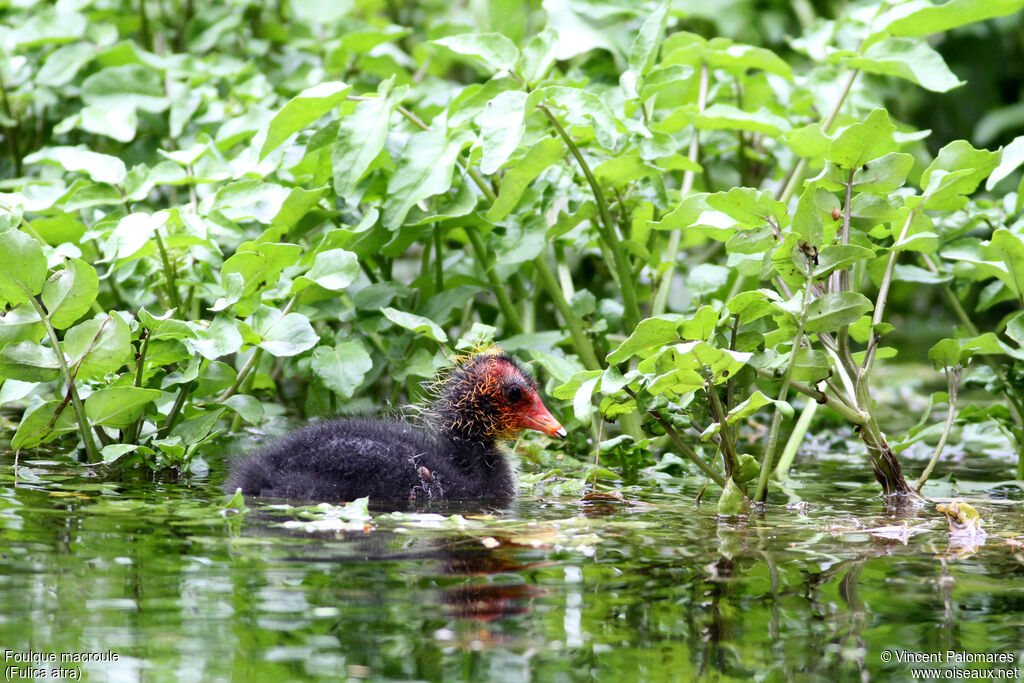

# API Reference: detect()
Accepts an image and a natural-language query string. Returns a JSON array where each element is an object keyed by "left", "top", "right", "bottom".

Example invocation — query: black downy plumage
[{"left": 225, "top": 350, "right": 565, "bottom": 502}]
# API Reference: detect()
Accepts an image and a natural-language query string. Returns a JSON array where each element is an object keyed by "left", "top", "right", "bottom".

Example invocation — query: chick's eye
[{"left": 505, "top": 385, "right": 523, "bottom": 401}]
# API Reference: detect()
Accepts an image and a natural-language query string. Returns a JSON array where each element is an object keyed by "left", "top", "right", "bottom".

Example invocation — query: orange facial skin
[{"left": 430, "top": 350, "right": 566, "bottom": 442}]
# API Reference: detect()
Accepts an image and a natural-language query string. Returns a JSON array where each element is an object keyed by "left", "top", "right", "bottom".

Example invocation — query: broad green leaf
[
  {"left": 382, "top": 129, "right": 473, "bottom": 229},
  {"left": 690, "top": 104, "right": 789, "bottom": 136},
  {"left": 813, "top": 245, "right": 875, "bottom": 280},
  {"left": 85, "top": 387, "right": 162, "bottom": 428},
  {"left": 333, "top": 80, "right": 404, "bottom": 197},
  {"left": 706, "top": 41, "right": 793, "bottom": 80},
  {"left": 11, "top": 400, "right": 77, "bottom": 450},
  {"left": 101, "top": 444, "right": 141, "bottom": 464},
  {"left": 628, "top": 2, "right": 668, "bottom": 77},
  {"left": 190, "top": 315, "right": 243, "bottom": 361},
  {"left": 37, "top": 43, "right": 94, "bottom": 87},
  {"left": 0, "top": 307, "right": 45, "bottom": 345},
  {"left": 16, "top": 9, "right": 86, "bottom": 48},
  {"left": 593, "top": 155, "right": 653, "bottom": 188},
  {"left": 852, "top": 152, "right": 914, "bottom": 192},
  {"left": 312, "top": 341, "right": 373, "bottom": 400},
  {"left": 706, "top": 187, "right": 787, "bottom": 228},
  {"left": 138, "top": 308, "right": 196, "bottom": 341},
  {"left": 24, "top": 146, "right": 126, "bottom": 185},
  {"left": 519, "top": 27, "right": 559, "bottom": 84},
  {"left": 261, "top": 81, "right": 350, "bottom": 160},
  {"left": 847, "top": 39, "right": 963, "bottom": 93},
  {"left": 486, "top": 137, "right": 565, "bottom": 222},
  {"left": 435, "top": 33, "right": 519, "bottom": 73},
  {"left": 987, "top": 136, "right": 1024, "bottom": 190},
  {"left": 989, "top": 230, "right": 1024, "bottom": 301},
  {"left": 1007, "top": 312, "right": 1024, "bottom": 348},
  {"left": 928, "top": 338, "right": 962, "bottom": 369},
  {"left": 726, "top": 391, "right": 793, "bottom": 425},
  {"left": 606, "top": 315, "right": 684, "bottom": 364},
  {"left": 921, "top": 140, "right": 1000, "bottom": 206},
  {"left": 64, "top": 314, "right": 133, "bottom": 380},
  {"left": 254, "top": 311, "right": 319, "bottom": 357},
  {"left": 880, "top": 0, "right": 1024, "bottom": 38},
  {"left": 223, "top": 395, "right": 265, "bottom": 425},
  {"left": 531, "top": 86, "right": 621, "bottom": 151},
  {"left": 381, "top": 307, "right": 448, "bottom": 343},
  {"left": 41, "top": 258, "right": 98, "bottom": 329},
  {"left": 0, "top": 230, "right": 47, "bottom": 307},
  {"left": 81, "top": 64, "right": 167, "bottom": 112},
  {"left": 476, "top": 90, "right": 528, "bottom": 174},
  {"left": 292, "top": 249, "right": 360, "bottom": 294},
  {"left": 827, "top": 109, "right": 898, "bottom": 168},
  {"left": 214, "top": 180, "right": 291, "bottom": 223},
  {"left": 803, "top": 292, "right": 874, "bottom": 333},
  {"left": 0, "top": 341, "right": 61, "bottom": 381}
]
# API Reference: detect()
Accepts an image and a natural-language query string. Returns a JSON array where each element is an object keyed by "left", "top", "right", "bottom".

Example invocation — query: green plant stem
[
  {"left": 626, "top": 389, "right": 725, "bottom": 488},
  {"left": 0, "top": 68, "right": 23, "bottom": 177},
  {"left": 862, "top": 207, "right": 918, "bottom": 374},
  {"left": 777, "top": 68, "right": 859, "bottom": 203},
  {"left": 704, "top": 374, "right": 739, "bottom": 477},
  {"left": 775, "top": 398, "right": 818, "bottom": 479},
  {"left": 533, "top": 256, "right": 601, "bottom": 370},
  {"left": 153, "top": 229, "right": 181, "bottom": 310},
  {"left": 158, "top": 378, "right": 195, "bottom": 439},
  {"left": 538, "top": 104, "right": 640, "bottom": 331},
  {"left": 754, "top": 282, "right": 812, "bottom": 502},
  {"left": 915, "top": 366, "right": 961, "bottom": 492},
  {"left": 652, "top": 63, "right": 709, "bottom": 317},
  {"left": 466, "top": 226, "right": 523, "bottom": 334},
  {"left": 30, "top": 297, "right": 100, "bottom": 463},
  {"left": 753, "top": 369, "right": 865, "bottom": 426}
]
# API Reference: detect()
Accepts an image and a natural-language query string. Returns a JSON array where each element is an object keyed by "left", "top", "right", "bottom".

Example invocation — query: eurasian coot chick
[{"left": 225, "top": 349, "right": 566, "bottom": 502}]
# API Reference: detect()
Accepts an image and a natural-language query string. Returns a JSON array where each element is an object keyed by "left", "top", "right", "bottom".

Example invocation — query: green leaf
[
  {"left": 726, "top": 391, "right": 793, "bottom": 425},
  {"left": 0, "top": 307, "right": 46, "bottom": 345},
  {"left": 989, "top": 230, "right": 1024, "bottom": 301},
  {"left": 476, "top": 90, "right": 528, "bottom": 174},
  {"left": 190, "top": 315, "right": 243, "bottom": 361},
  {"left": 0, "top": 231, "right": 47, "bottom": 307},
  {"left": 532, "top": 86, "right": 621, "bottom": 151},
  {"left": 81, "top": 64, "right": 167, "bottom": 112},
  {"left": 85, "top": 387, "right": 162, "bottom": 428},
  {"left": 706, "top": 41, "right": 793, "bottom": 80},
  {"left": 11, "top": 400, "right": 77, "bottom": 450},
  {"left": 852, "top": 152, "right": 914, "bottom": 192},
  {"left": 312, "top": 341, "right": 373, "bottom": 400},
  {"left": 803, "top": 292, "right": 874, "bottom": 333},
  {"left": 223, "top": 395, "right": 265, "bottom": 425},
  {"left": 690, "top": 104, "right": 789, "bottom": 136},
  {"left": 381, "top": 307, "right": 448, "bottom": 343},
  {"left": 41, "top": 258, "right": 98, "bottom": 329},
  {"left": 847, "top": 39, "right": 963, "bottom": 93},
  {"left": 486, "top": 137, "right": 564, "bottom": 222},
  {"left": 929, "top": 338, "right": 962, "bottom": 369},
  {"left": 519, "top": 27, "right": 559, "bottom": 84},
  {"left": 813, "top": 245, "right": 875, "bottom": 280},
  {"left": 827, "top": 109, "right": 898, "bottom": 168},
  {"left": 880, "top": 0, "right": 1024, "bottom": 37},
  {"left": 255, "top": 311, "right": 319, "bottom": 357},
  {"left": 382, "top": 129, "right": 473, "bottom": 229},
  {"left": 606, "top": 316, "right": 684, "bottom": 364},
  {"left": 292, "top": 249, "right": 360, "bottom": 294},
  {"left": 987, "top": 136, "right": 1024, "bottom": 190},
  {"left": 64, "top": 314, "right": 133, "bottom": 380},
  {"left": 25, "top": 146, "right": 127, "bottom": 185},
  {"left": 333, "top": 80, "right": 404, "bottom": 197},
  {"left": 0, "top": 341, "right": 61, "bottom": 382},
  {"left": 628, "top": 2, "right": 668, "bottom": 76},
  {"left": 435, "top": 33, "right": 519, "bottom": 73},
  {"left": 261, "top": 81, "right": 349, "bottom": 160},
  {"left": 921, "top": 140, "right": 1000, "bottom": 206},
  {"left": 706, "top": 186, "right": 787, "bottom": 228}
]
